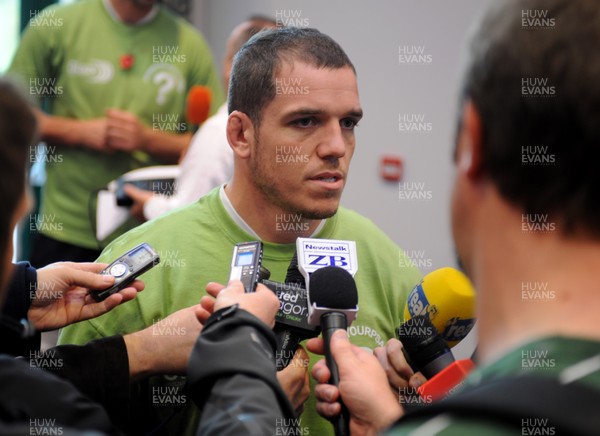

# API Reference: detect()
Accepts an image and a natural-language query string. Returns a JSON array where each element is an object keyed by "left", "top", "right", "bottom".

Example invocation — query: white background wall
[{"left": 190, "top": 0, "right": 493, "bottom": 358}]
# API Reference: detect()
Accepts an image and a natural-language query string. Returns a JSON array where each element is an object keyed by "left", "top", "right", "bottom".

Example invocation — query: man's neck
[
  {"left": 108, "top": 0, "right": 155, "bottom": 24},
  {"left": 474, "top": 203, "right": 600, "bottom": 365},
  {"left": 224, "top": 179, "right": 324, "bottom": 244}
]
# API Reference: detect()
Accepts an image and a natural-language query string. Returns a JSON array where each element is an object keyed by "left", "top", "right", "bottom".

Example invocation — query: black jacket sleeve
[
  {"left": 0, "top": 355, "right": 119, "bottom": 435},
  {"left": 0, "top": 262, "right": 40, "bottom": 356},
  {"left": 30, "top": 336, "right": 131, "bottom": 429},
  {"left": 2, "top": 262, "right": 36, "bottom": 320},
  {"left": 188, "top": 305, "right": 297, "bottom": 435}
]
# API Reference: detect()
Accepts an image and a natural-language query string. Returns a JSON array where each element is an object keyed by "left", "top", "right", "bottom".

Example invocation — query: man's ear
[
  {"left": 457, "top": 100, "right": 484, "bottom": 180},
  {"left": 226, "top": 111, "right": 255, "bottom": 159}
]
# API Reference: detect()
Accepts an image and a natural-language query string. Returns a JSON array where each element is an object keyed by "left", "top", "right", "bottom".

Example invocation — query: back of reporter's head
[
  {"left": 462, "top": 0, "right": 600, "bottom": 237},
  {"left": 0, "top": 79, "right": 36, "bottom": 289}
]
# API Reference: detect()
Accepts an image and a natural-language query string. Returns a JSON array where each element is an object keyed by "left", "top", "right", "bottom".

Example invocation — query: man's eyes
[
  {"left": 292, "top": 117, "right": 317, "bottom": 128},
  {"left": 290, "top": 117, "right": 359, "bottom": 129},
  {"left": 341, "top": 118, "right": 359, "bottom": 130}
]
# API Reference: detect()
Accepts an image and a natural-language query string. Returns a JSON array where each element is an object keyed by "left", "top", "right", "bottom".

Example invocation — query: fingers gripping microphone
[
  {"left": 398, "top": 315, "right": 455, "bottom": 379},
  {"left": 308, "top": 267, "right": 358, "bottom": 436},
  {"left": 398, "top": 315, "right": 475, "bottom": 401},
  {"left": 404, "top": 267, "right": 476, "bottom": 347}
]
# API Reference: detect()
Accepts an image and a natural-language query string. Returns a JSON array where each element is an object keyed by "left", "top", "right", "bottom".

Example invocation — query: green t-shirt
[
  {"left": 59, "top": 187, "right": 422, "bottom": 435},
  {"left": 386, "top": 336, "right": 600, "bottom": 435},
  {"left": 8, "top": 0, "right": 223, "bottom": 249}
]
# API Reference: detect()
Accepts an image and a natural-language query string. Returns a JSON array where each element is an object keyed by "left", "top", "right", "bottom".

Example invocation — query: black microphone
[
  {"left": 397, "top": 315, "right": 475, "bottom": 401},
  {"left": 308, "top": 266, "right": 358, "bottom": 436},
  {"left": 397, "top": 315, "right": 454, "bottom": 379},
  {"left": 263, "top": 252, "right": 319, "bottom": 371}
]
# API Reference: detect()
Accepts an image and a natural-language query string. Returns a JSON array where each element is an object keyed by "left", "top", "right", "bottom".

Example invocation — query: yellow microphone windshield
[{"left": 404, "top": 267, "right": 476, "bottom": 347}]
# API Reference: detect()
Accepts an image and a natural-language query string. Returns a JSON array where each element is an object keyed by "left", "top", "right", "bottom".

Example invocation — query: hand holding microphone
[
  {"left": 396, "top": 268, "right": 477, "bottom": 402},
  {"left": 307, "top": 266, "right": 359, "bottom": 436}
]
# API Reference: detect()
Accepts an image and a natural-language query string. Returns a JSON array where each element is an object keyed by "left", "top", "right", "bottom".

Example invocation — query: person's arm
[
  {"left": 32, "top": 304, "right": 206, "bottom": 429},
  {"left": 0, "top": 355, "right": 119, "bottom": 435},
  {"left": 1, "top": 263, "right": 40, "bottom": 357},
  {"left": 189, "top": 282, "right": 297, "bottom": 435},
  {"left": 34, "top": 108, "right": 108, "bottom": 151},
  {"left": 2, "top": 262, "right": 37, "bottom": 321},
  {"left": 105, "top": 108, "right": 190, "bottom": 163}
]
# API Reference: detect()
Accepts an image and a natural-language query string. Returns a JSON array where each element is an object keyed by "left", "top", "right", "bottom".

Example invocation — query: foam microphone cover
[
  {"left": 186, "top": 85, "right": 212, "bottom": 125},
  {"left": 309, "top": 266, "right": 358, "bottom": 310}
]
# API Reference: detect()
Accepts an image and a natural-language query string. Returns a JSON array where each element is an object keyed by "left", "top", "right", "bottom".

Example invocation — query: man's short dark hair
[
  {"left": 228, "top": 27, "right": 356, "bottom": 128},
  {"left": 0, "top": 79, "right": 35, "bottom": 282},
  {"left": 462, "top": 0, "right": 600, "bottom": 237}
]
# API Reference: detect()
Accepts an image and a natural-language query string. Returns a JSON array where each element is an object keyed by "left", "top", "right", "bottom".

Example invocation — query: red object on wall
[{"left": 381, "top": 156, "right": 403, "bottom": 182}]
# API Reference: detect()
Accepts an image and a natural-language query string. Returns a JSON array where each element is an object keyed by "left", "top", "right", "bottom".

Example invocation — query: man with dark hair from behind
[{"left": 59, "top": 26, "right": 422, "bottom": 435}]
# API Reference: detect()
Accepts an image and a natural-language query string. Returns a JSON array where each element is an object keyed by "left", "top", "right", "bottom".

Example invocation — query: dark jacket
[
  {"left": 0, "top": 263, "right": 129, "bottom": 434},
  {"left": 188, "top": 305, "right": 296, "bottom": 435}
]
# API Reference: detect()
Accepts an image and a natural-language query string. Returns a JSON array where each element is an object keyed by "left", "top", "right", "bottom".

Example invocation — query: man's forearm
[
  {"left": 34, "top": 109, "right": 106, "bottom": 150},
  {"left": 141, "top": 128, "right": 191, "bottom": 163}
]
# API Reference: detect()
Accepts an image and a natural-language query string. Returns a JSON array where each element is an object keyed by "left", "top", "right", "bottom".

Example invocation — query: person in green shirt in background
[
  {"left": 8, "top": 0, "right": 223, "bottom": 267},
  {"left": 310, "top": 0, "right": 600, "bottom": 434},
  {"left": 59, "top": 26, "right": 422, "bottom": 435}
]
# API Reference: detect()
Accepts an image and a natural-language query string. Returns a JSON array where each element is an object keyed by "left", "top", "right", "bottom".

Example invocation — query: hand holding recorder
[{"left": 29, "top": 261, "right": 144, "bottom": 331}]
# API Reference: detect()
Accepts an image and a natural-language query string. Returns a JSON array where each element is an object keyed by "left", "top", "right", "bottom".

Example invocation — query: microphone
[
  {"left": 403, "top": 267, "right": 476, "bottom": 347},
  {"left": 185, "top": 85, "right": 212, "bottom": 126},
  {"left": 398, "top": 315, "right": 475, "bottom": 402},
  {"left": 296, "top": 237, "right": 358, "bottom": 287},
  {"left": 308, "top": 266, "right": 358, "bottom": 436},
  {"left": 265, "top": 238, "right": 359, "bottom": 370},
  {"left": 266, "top": 252, "right": 318, "bottom": 370}
]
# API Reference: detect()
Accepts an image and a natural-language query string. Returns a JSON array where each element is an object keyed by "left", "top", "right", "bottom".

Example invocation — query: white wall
[{"left": 191, "top": 0, "right": 493, "bottom": 358}]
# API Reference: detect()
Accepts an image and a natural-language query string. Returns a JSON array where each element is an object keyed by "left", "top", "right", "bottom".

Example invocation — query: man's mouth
[{"left": 309, "top": 172, "right": 343, "bottom": 182}]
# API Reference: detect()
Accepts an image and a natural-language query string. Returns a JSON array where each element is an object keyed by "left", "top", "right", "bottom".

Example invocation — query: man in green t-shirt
[
  {"left": 8, "top": 0, "right": 223, "bottom": 266},
  {"left": 58, "top": 27, "right": 422, "bottom": 435},
  {"left": 310, "top": 0, "right": 600, "bottom": 434}
]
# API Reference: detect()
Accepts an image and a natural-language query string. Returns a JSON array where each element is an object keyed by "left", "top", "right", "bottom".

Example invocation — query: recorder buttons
[{"left": 109, "top": 262, "right": 128, "bottom": 278}]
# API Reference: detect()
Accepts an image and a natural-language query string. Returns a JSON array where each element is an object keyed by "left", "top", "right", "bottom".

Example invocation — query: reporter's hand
[
  {"left": 373, "top": 338, "right": 427, "bottom": 393},
  {"left": 306, "top": 331, "right": 403, "bottom": 436},
  {"left": 30, "top": 262, "right": 143, "bottom": 331},
  {"left": 124, "top": 304, "right": 209, "bottom": 382},
  {"left": 106, "top": 108, "right": 147, "bottom": 152},
  {"left": 204, "top": 281, "right": 279, "bottom": 328},
  {"left": 123, "top": 184, "right": 154, "bottom": 222},
  {"left": 277, "top": 346, "right": 311, "bottom": 414}
]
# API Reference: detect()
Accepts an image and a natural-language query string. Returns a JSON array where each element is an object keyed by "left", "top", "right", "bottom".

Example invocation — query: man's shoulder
[{"left": 104, "top": 191, "right": 219, "bottom": 253}]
